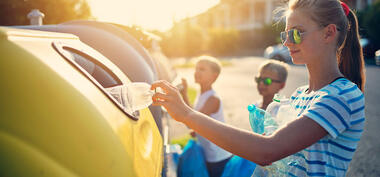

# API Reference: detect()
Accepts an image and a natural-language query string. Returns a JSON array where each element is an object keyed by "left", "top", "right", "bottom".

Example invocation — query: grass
[
  {"left": 187, "top": 86, "right": 197, "bottom": 106},
  {"left": 170, "top": 133, "right": 196, "bottom": 148}
]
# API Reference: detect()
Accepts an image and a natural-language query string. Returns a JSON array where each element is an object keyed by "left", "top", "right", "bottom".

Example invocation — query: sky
[{"left": 87, "top": 0, "right": 220, "bottom": 31}]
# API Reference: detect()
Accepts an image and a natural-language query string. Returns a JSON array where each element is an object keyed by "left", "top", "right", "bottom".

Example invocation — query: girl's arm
[
  {"left": 151, "top": 80, "right": 328, "bottom": 166},
  {"left": 183, "top": 110, "right": 327, "bottom": 165}
]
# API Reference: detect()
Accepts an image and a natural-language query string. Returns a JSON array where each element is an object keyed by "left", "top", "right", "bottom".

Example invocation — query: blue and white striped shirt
[{"left": 287, "top": 78, "right": 365, "bottom": 176}]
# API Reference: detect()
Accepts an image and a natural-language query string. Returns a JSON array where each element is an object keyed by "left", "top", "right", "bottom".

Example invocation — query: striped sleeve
[{"left": 302, "top": 94, "right": 351, "bottom": 138}]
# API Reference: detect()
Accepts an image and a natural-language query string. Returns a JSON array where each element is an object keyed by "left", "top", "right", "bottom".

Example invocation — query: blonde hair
[
  {"left": 259, "top": 60, "right": 289, "bottom": 82},
  {"left": 196, "top": 55, "right": 222, "bottom": 75}
]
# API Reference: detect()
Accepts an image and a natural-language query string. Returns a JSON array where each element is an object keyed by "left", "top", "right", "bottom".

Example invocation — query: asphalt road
[{"left": 168, "top": 57, "right": 380, "bottom": 177}]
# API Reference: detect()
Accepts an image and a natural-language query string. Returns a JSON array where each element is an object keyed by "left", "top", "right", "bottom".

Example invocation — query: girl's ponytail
[{"left": 338, "top": 10, "right": 365, "bottom": 92}]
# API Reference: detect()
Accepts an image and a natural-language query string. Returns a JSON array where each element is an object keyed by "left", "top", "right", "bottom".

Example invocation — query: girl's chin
[{"left": 291, "top": 57, "right": 305, "bottom": 65}]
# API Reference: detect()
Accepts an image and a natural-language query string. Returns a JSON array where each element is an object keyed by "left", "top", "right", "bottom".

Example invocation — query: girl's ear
[{"left": 323, "top": 24, "right": 338, "bottom": 43}]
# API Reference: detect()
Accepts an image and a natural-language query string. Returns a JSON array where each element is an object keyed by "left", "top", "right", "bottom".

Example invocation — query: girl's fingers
[
  {"left": 152, "top": 92, "right": 170, "bottom": 102},
  {"left": 151, "top": 80, "right": 176, "bottom": 94},
  {"left": 151, "top": 92, "right": 170, "bottom": 107},
  {"left": 150, "top": 80, "right": 167, "bottom": 92},
  {"left": 151, "top": 100, "right": 166, "bottom": 107}
]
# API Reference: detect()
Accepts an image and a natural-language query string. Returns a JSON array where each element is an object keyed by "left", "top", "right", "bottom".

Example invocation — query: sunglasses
[
  {"left": 280, "top": 29, "right": 303, "bottom": 44},
  {"left": 255, "top": 77, "right": 282, "bottom": 86}
]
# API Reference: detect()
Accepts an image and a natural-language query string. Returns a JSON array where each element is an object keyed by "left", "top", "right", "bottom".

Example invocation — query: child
[
  {"left": 152, "top": 0, "right": 365, "bottom": 176},
  {"left": 254, "top": 60, "right": 289, "bottom": 112},
  {"left": 180, "top": 56, "right": 232, "bottom": 177}
]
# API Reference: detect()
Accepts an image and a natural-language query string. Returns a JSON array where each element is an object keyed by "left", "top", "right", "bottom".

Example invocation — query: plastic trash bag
[
  {"left": 221, "top": 155, "right": 256, "bottom": 177},
  {"left": 177, "top": 139, "right": 209, "bottom": 177}
]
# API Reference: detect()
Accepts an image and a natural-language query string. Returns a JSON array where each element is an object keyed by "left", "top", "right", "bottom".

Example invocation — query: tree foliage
[
  {"left": 360, "top": 0, "right": 380, "bottom": 47},
  {"left": 208, "top": 28, "right": 239, "bottom": 56},
  {"left": 112, "top": 24, "right": 153, "bottom": 50},
  {"left": 160, "top": 24, "right": 206, "bottom": 58},
  {"left": 0, "top": 0, "right": 92, "bottom": 25}
]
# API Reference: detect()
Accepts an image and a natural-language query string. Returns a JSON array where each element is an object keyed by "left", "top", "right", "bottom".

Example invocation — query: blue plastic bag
[
  {"left": 221, "top": 155, "right": 256, "bottom": 177},
  {"left": 177, "top": 139, "right": 209, "bottom": 177}
]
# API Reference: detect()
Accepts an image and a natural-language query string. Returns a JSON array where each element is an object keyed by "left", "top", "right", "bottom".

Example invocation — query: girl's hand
[{"left": 151, "top": 80, "right": 193, "bottom": 123}]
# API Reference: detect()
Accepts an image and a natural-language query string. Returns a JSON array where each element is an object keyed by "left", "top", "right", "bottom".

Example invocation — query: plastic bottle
[
  {"left": 247, "top": 104, "right": 277, "bottom": 135},
  {"left": 276, "top": 102, "right": 298, "bottom": 127},
  {"left": 266, "top": 94, "right": 285, "bottom": 117},
  {"left": 248, "top": 100, "right": 299, "bottom": 176},
  {"left": 126, "top": 82, "right": 155, "bottom": 112},
  {"left": 266, "top": 94, "right": 298, "bottom": 128}
]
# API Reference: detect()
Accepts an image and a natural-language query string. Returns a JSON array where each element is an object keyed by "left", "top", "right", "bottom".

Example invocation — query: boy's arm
[
  {"left": 180, "top": 90, "right": 190, "bottom": 107},
  {"left": 179, "top": 78, "right": 191, "bottom": 107},
  {"left": 190, "top": 96, "right": 220, "bottom": 137},
  {"left": 198, "top": 96, "right": 220, "bottom": 116}
]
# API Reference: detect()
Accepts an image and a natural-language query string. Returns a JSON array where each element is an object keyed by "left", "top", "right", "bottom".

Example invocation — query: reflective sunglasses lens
[
  {"left": 288, "top": 30, "right": 296, "bottom": 44},
  {"left": 264, "top": 78, "right": 272, "bottom": 85},
  {"left": 281, "top": 29, "right": 302, "bottom": 44},
  {"left": 293, "top": 29, "right": 301, "bottom": 44}
]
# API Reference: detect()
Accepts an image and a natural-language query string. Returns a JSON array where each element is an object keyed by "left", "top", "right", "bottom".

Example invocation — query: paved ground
[{"left": 167, "top": 57, "right": 380, "bottom": 177}]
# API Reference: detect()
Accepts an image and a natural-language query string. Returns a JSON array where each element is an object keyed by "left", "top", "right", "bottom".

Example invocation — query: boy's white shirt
[{"left": 194, "top": 89, "right": 232, "bottom": 162}]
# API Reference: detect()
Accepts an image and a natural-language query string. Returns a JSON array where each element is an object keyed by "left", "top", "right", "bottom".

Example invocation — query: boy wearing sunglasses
[{"left": 253, "top": 60, "right": 289, "bottom": 112}]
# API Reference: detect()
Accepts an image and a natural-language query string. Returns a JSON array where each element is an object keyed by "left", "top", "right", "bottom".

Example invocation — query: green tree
[
  {"left": 160, "top": 23, "right": 206, "bottom": 58},
  {"left": 0, "top": 0, "right": 92, "bottom": 26},
  {"left": 237, "top": 22, "right": 285, "bottom": 52},
  {"left": 112, "top": 24, "right": 153, "bottom": 50},
  {"left": 361, "top": 0, "right": 380, "bottom": 47},
  {"left": 184, "top": 25, "right": 206, "bottom": 57},
  {"left": 208, "top": 28, "right": 239, "bottom": 56}
]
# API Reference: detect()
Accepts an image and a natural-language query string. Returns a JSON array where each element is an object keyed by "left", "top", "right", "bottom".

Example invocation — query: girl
[{"left": 152, "top": 0, "right": 365, "bottom": 176}]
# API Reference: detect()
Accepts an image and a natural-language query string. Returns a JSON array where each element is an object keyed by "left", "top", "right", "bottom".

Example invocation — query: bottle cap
[
  {"left": 247, "top": 104, "right": 257, "bottom": 111},
  {"left": 273, "top": 94, "right": 287, "bottom": 103}
]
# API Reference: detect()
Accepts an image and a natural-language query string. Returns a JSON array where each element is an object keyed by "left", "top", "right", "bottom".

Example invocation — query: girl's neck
[{"left": 306, "top": 54, "right": 343, "bottom": 92}]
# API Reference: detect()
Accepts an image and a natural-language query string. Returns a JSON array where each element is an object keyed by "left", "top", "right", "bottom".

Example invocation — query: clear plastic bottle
[
  {"left": 276, "top": 103, "right": 298, "bottom": 127},
  {"left": 249, "top": 94, "right": 300, "bottom": 176},
  {"left": 266, "top": 94, "right": 298, "bottom": 128},
  {"left": 126, "top": 82, "right": 155, "bottom": 112},
  {"left": 248, "top": 101, "right": 301, "bottom": 176},
  {"left": 124, "top": 82, "right": 181, "bottom": 112},
  {"left": 266, "top": 94, "right": 285, "bottom": 117},
  {"left": 247, "top": 104, "right": 277, "bottom": 135}
]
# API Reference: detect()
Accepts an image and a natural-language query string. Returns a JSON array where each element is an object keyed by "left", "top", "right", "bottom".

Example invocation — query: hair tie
[{"left": 340, "top": 1, "right": 350, "bottom": 16}]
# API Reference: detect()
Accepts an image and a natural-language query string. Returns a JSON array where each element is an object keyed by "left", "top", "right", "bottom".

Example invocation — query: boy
[
  {"left": 254, "top": 60, "right": 289, "bottom": 113},
  {"left": 180, "top": 56, "right": 232, "bottom": 177}
]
